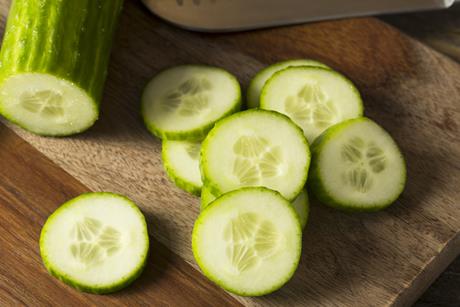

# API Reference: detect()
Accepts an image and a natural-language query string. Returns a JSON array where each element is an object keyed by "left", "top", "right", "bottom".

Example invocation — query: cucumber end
[{"left": 0, "top": 73, "right": 98, "bottom": 136}]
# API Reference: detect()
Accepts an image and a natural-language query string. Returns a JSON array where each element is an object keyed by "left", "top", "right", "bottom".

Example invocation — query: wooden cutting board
[{"left": 0, "top": 1, "right": 459, "bottom": 306}]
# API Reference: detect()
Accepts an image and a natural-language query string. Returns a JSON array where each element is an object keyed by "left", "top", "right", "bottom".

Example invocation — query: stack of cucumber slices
[
  {"left": 141, "top": 60, "right": 406, "bottom": 296},
  {"left": 40, "top": 60, "right": 406, "bottom": 296}
]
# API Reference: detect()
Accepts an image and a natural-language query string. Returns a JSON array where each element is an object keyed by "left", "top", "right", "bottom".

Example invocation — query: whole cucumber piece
[{"left": 0, "top": 0, "right": 123, "bottom": 136}]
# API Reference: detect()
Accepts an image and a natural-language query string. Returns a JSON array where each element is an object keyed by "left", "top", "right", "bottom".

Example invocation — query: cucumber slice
[
  {"left": 0, "top": 0, "right": 123, "bottom": 136},
  {"left": 192, "top": 187, "right": 302, "bottom": 296},
  {"left": 309, "top": 117, "right": 406, "bottom": 212},
  {"left": 142, "top": 65, "right": 242, "bottom": 140},
  {"left": 201, "top": 109, "right": 310, "bottom": 201},
  {"left": 260, "top": 66, "right": 363, "bottom": 144},
  {"left": 200, "top": 185, "right": 217, "bottom": 211},
  {"left": 292, "top": 189, "right": 309, "bottom": 229},
  {"left": 40, "top": 193, "right": 149, "bottom": 294},
  {"left": 247, "top": 59, "right": 329, "bottom": 108},
  {"left": 162, "top": 140, "right": 202, "bottom": 196}
]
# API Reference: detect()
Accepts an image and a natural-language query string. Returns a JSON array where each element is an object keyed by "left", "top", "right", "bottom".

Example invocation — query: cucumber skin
[
  {"left": 141, "top": 65, "right": 243, "bottom": 141},
  {"left": 39, "top": 192, "right": 150, "bottom": 294},
  {"left": 161, "top": 141, "right": 202, "bottom": 196},
  {"left": 308, "top": 117, "right": 407, "bottom": 212},
  {"left": 0, "top": 0, "right": 124, "bottom": 136},
  {"left": 200, "top": 109, "right": 310, "bottom": 201},
  {"left": 200, "top": 185, "right": 217, "bottom": 211},
  {"left": 192, "top": 187, "right": 302, "bottom": 297},
  {"left": 246, "top": 59, "right": 330, "bottom": 109}
]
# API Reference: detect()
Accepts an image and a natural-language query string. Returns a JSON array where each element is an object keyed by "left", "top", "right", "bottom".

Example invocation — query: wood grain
[
  {"left": 0, "top": 123, "right": 239, "bottom": 306},
  {"left": 0, "top": 0, "right": 459, "bottom": 306}
]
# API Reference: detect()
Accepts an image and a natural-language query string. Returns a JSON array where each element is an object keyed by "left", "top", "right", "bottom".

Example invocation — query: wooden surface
[
  {"left": 0, "top": 124, "right": 238, "bottom": 306},
  {"left": 0, "top": 0, "right": 459, "bottom": 306},
  {"left": 383, "top": 4, "right": 460, "bottom": 305}
]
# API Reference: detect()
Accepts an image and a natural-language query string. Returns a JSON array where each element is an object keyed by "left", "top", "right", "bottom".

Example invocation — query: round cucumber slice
[
  {"left": 201, "top": 109, "right": 310, "bottom": 201},
  {"left": 142, "top": 65, "right": 242, "bottom": 140},
  {"left": 292, "top": 189, "right": 309, "bottom": 229},
  {"left": 309, "top": 117, "right": 406, "bottom": 212},
  {"left": 192, "top": 187, "right": 302, "bottom": 296},
  {"left": 162, "top": 140, "right": 202, "bottom": 196},
  {"left": 0, "top": 73, "right": 98, "bottom": 136},
  {"left": 247, "top": 59, "right": 329, "bottom": 109},
  {"left": 200, "top": 185, "right": 217, "bottom": 211},
  {"left": 260, "top": 66, "right": 363, "bottom": 144},
  {"left": 40, "top": 193, "right": 149, "bottom": 294}
]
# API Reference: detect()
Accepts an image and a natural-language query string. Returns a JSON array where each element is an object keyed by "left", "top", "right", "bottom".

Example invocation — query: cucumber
[
  {"left": 0, "top": 0, "right": 123, "bottom": 136},
  {"left": 200, "top": 185, "right": 217, "bottom": 211},
  {"left": 162, "top": 140, "right": 202, "bottom": 196},
  {"left": 201, "top": 186, "right": 309, "bottom": 229},
  {"left": 201, "top": 109, "right": 310, "bottom": 201},
  {"left": 292, "top": 189, "right": 309, "bottom": 229},
  {"left": 192, "top": 187, "right": 302, "bottom": 296},
  {"left": 40, "top": 193, "right": 149, "bottom": 294},
  {"left": 247, "top": 59, "right": 329, "bottom": 108},
  {"left": 260, "top": 66, "right": 363, "bottom": 144},
  {"left": 309, "top": 117, "right": 406, "bottom": 212},
  {"left": 142, "top": 65, "right": 242, "bottom": 141}
]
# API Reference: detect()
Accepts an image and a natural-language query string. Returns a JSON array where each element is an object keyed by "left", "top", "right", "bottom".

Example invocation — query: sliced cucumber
[
  {"left": 40, "top": 193, "right": 149, "bottom": 294},
  {"left": 292, "top": 189, "right": 309, "bottom": 229},
  {"left": 142, "top": 65, "right": 242, "bottom": 140},
  {"left": 162, "top": 140, "right": 202, "bottom": 196},
  {"left": 201, "top": 109, "right": 310, "bottom": 201},
  {"left": 0, "top": 0, "right": 123, "bottom": 136},
  {"left": 309, "top": 117, "right": 406, "bottom": 212},
  {"left": 192, "top": 187, "right": 302, "bottom": 296},
  {"left": 247, "top": 59, "right": 329, "bottom": 108},
  {"left": 260, "top": 66, "right": 363, "bottom": 144},
  {"left": 200, "top": 185, "right": 217, "bottom": 211}
]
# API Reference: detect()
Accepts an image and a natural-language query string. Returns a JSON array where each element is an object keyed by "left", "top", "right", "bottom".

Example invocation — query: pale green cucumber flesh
[
  {"left": 0, "top": 0, "right": 123, "bottom": 136},
  {"left": 247, "top": 59, "right": 329, "bottom": 108},
  {"left": 201, "top": 109, "right": 310, "bottom": 201},
  {"left": 200, "top": 185, "right": 217, "bottom": 211},
  {"left": 192, "top": 187, "right": 302, "bottom": 296},
  {"left": 40, "top": 192, "right": 149, "bottom": 294},
  {"left": 142, "top": 65, "right": 242, "bottom": 141},
  {"left": 309, "top": 117, "right": 406, "bottom": 211},
  {"left": 260, "top": 66, "right": 363, "bottom": 144},
  {"left": 162, "top": 140, "right": 203, "bottom": 196}
]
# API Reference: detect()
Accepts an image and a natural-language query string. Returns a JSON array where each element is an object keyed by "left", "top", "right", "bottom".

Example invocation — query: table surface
[{"left": 384, "top": 3, "right": 460, "bottom": 306}]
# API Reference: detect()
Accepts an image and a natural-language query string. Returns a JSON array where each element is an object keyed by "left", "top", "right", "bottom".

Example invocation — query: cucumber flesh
[
  {"left": 192, "top": 187, "right": 302, "bottom": 296},
  {"left": 260, "top": 66, "right": 363, "bottom": 144},
  {"left": 200, "top": 185, "right": 217, "bottom": 211},
  {"left": 309, "top": 117, "right": 406, "bottom": 211},
  {"left": 292, "top": 189, "right": 309, "bottom": 229},
  {"left": 142, "top": 65, "right": 241, "bottom": 140},
  {"left": 247, "top": 59, "right": 329, "bottom": 108},
  {"left": 201, "top": 109, "right": 310, "bottom": 201},
  {"left": 0, "top": 0, "right": 123, "bottom": 136},
  {"left": 162, "top": 140, "right": 202, "bottom": 196},
  {"left": 0, "top": 74, "right": 97, "bottom": 135},
  {"left": 40, "top": 193, "right": 149, "bottom": 294}
]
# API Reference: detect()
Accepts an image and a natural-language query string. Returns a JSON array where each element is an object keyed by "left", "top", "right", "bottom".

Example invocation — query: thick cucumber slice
[
  {"left": 260, "top": 66, "right": 363, "bottom": 144},
  {"left": 200, "top": 185, "right": 217, "bottom": 211},
  {"left": 192, "top": 187, "right": 302, "bottom": 296},
  {"left": 201, "top": 109, "right": 310, "bottom": 201},
  {"left": 309, "top": 118, "right": 406, "bottom": 212},
  {"left": 292, "top": 189, "right": 309, "bottom": 229},
  {"left": 142, "top": 65, "right": 242, "bottom": 140},
  {"left": 0, "top": 0, "right": 123, "bottom": 136},
  {"left": 162, "top": 140, "right": 202, "bottom": 196},
  {"left": 40, "top": 193, "right": 149, "bottom": 294},
  {"left": 247, "top": 59, "right": 329, "bottom": 108}
]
